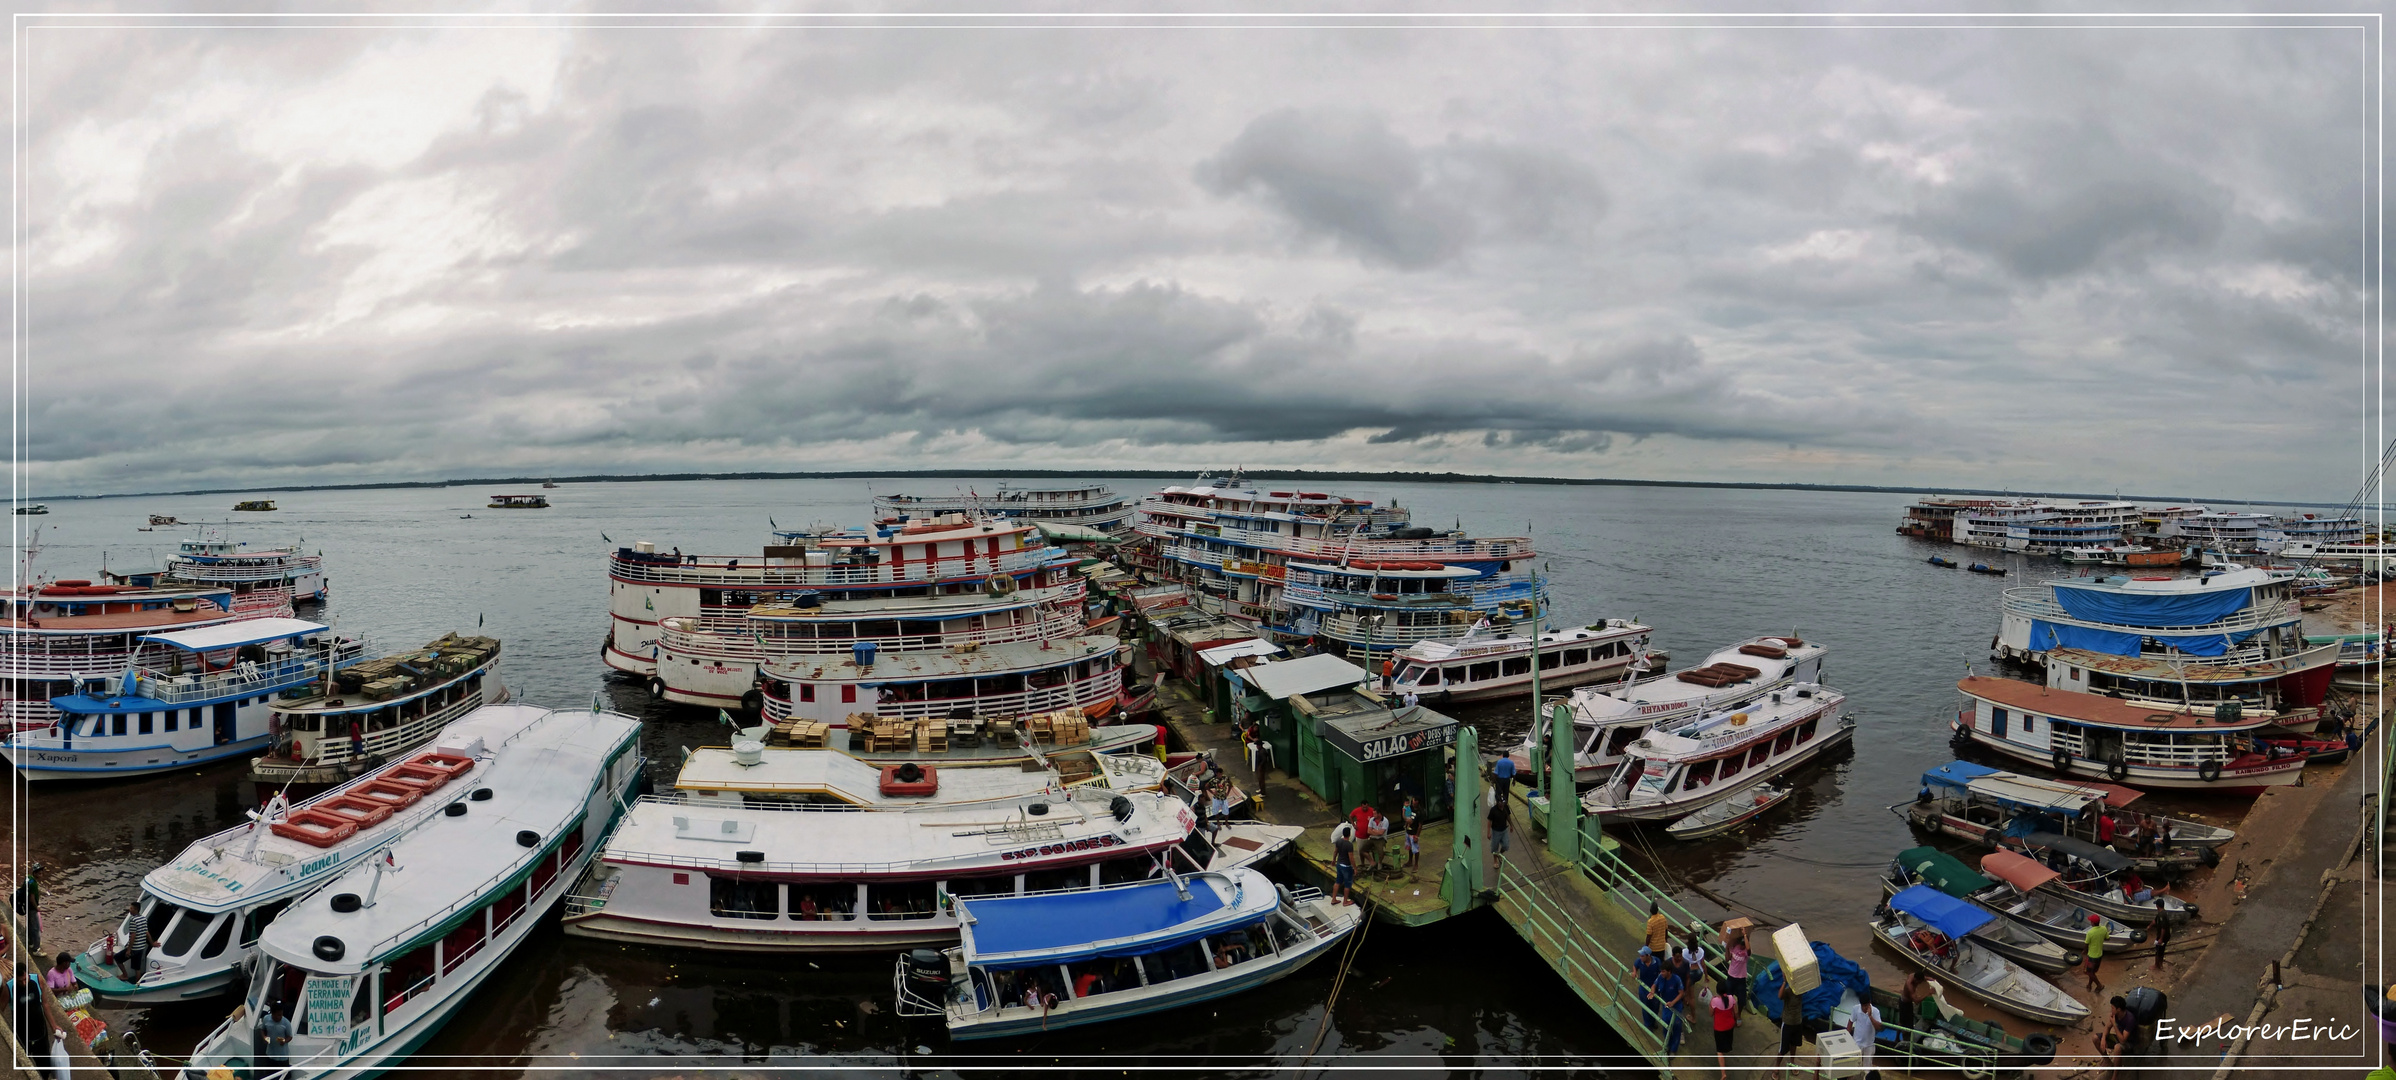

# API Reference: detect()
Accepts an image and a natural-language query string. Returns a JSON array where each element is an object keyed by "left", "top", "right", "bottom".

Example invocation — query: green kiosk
[{"left": 1239, "top": 653, "right": 1459, "bottom": 823}]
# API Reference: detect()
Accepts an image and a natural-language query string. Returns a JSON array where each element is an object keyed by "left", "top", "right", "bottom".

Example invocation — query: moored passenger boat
[
  {"left": 876, "top": 485, "right": 1133, "bottom": 535},
  {"left": 1950, "top": 677, "right": 2307, "bottom": 793},
  {"left": 1525, "top": 636, "right": 1825, "bottom": 783},
  {"left": 4, "top": 618, "right": 367, "bottom": 781},
  {"left": 1388, "top": 619, "right": 1656, "bottom": 704},
  {"left": 249, "top": 634, "right": 504, "bottom": 787},
  {"left": 1581, "top": 683, "right": 1851, "bottom": 822},
  {"left": 1904, "top": 761, "right": 2229, "bottom": 875},
  {"left": 154, "top": 533, "right": 327, "bottom": 608},
  {"left": 176, "top": 704, "right": 644, "bottom": 1079},
  {"left": 73, "top": 705, "right": 558, "bottom": 1004},
  {"left": 560, "top": 786, "right": 1288, "bottom": 954},
  {"left": 893, "top": 868, "right": 1359, "bottom": 1038},
  {"left": 0, "top": 579, "right": 243, "bottom": 735},
  {"left": 755, "top": 635, "right": 1125, "bottom": 728}
]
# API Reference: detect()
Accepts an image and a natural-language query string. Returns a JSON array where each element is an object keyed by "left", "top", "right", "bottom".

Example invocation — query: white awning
[
  {"left": 1242, "top": 653, "right": 1367, "bottom": 700},
  {"left": 1197, "top": 638, "right": 1282, "bottom": 666},
  {"left": 140, "top": 617, "right": 328, "bottom": 652}
]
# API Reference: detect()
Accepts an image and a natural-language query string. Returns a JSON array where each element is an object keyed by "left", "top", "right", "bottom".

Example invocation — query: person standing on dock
[
  {"left": 2083, "top": 914, "right": 2107, "bottom": 992},
  {"left": 1331, "top": 823, "right": 1356, "bottom": 906},
  {"left": 1709, "top": 981, "right": 1738, "bottom": 1078},
  {"left": 1490, "top": 753, "right": 1516, "bottom": 804},
  {"left": 1655, "top": 955, "right": 1688, "bottom": 1056},
  {"left": 1488, "top": 792, "right": 1511, "bottom": 854},
  {"left": 1401, "top": 795, "right": 1422, "bottom": 874},
  {"left": 1645, "top": 901, "right": 1670, "bottom": 954},
  {"left": 1773, "top": 979, "right": 1806, "bottom": 1072},
  {"left": 2150, "top": 900, "right": 2172, "bottom": 971},
  {"left": 1722, "top": 927, "right": 1750, "bottom": 1014},
  {"left": 11, "top": 864, "right": 40, "bottom": 952}
]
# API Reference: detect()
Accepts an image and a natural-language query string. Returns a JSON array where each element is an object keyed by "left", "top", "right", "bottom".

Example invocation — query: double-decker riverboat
[
  {"left": 249, "top": 634, "right": 504, "bottom": 787},
  {"left": 607, "top": 517, "right": 1082, "bottom": 689},
  {"left": 72, "top": 705, "right": 558, "bottom": 1004},
  {"left": 560, "top": 785, "right": 1286, "bottom": 953},
  {"left": 876, "top": 485, "right": 1133, "bottom": 534},
  {"left": 0, "top": 580, "right": 243, "bottom": 735},
  {"left": 157, "top": 534, "right": 327, "bottom": 608},
  {"left": 1388, "top": 619, "right": 1656, "bottom": 704},
  {"left": 4, "top": 618, "right": 368, "bottom": 781},
  {"left": 1522, "top": 636, "right": 1826, "bottom": 782},
  {"left": 176, "top": 704, "right": 643, "bottom": 1080},
  {"left": 1581, "top": 683, "right": 1851, "bottom": 822},
  {"left": 1949, "top": 676, "right": 2306, "bottom": 793}
]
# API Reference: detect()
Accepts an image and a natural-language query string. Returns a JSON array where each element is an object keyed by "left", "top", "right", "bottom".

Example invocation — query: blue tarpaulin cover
[
  {"left": 1889, "top": 884, "right": 1996, "bottom": 938},
  {"left": 960, "top": 877, "right": 1230, "bottom": 968},
  {"left": 2050, "top": 581, "right": 2253, "bottom": 628},
  {"left": 1755, "top": 941, "right": 1873, "bottom": 1025},
  {"left": 2030, "top": 620, "right": 2265, "bottom": 658},
  {"left": 1920, "top": 761, "right": 2000, "bottom": 793}
]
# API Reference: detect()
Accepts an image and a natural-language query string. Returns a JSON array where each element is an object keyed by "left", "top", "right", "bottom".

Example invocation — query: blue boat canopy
[
  {"left": 1889, "top": 884, "right": 1995, "bottom": 938},
  {"left": 1920, "top": 761, "right": 1999, "bottom": 792},
  {"left": 960, "top": 877, "right": 1237, "bottom": 969}
]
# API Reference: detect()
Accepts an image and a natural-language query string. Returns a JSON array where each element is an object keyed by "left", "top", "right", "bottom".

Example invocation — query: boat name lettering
[
  {"left": 1636, "top": 702, "right": 1683, "bottom": 715},
  {"left": 999, "top": 835, "right": 1123, "bottom": 860},
  {"left": 299, "top": 852, "right": 342, "bottom": 878},
  {"left": 168, "top": 860, "right": 245, "bottom": 895}
]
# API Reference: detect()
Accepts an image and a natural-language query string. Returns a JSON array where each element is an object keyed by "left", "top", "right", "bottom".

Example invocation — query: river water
[{"left": 7, "top": 478, "right": 2250, "bottom": 1075}]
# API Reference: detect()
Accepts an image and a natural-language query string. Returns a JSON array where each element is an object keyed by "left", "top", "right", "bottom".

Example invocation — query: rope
[{"left": 1300, "top": 899, "right": 1376, "bottom": 1063}]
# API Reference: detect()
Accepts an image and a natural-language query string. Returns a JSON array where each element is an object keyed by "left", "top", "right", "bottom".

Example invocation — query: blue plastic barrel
[{"left": 855, "top": 641, "right": 878, "bottom": 667}]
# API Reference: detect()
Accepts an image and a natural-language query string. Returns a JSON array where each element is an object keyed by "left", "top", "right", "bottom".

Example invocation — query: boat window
[
  {"left": 1772, "top": 731, "right": 1795, "bottom": 755},
  {"left": 491, "top": 884, "right": 527, "bottom": 933},
  {"left": 1408, "top": 667, "right": 1438, "bottom": 687},
  {"left": 949, "top": 875, "right": 1020, "bottom": 900},
  {"left": 199, "top": 910, "right": 238, "bottom": 959},
  {"left": 1719, "top": 753, "right": 1744, "bottom": 780},
  {"left": 1025, "top": 865, "right": 1093, "bottom": 894},
  {"left": 709, "top": 876, "right": 780, "bottom": 921},
  {"left": 1563, "top": 649, "right": 1589, "bottom": 667},
  {"left": 1442, "top": 667, "right": 1464, "bottom": 686},
  {"left": 441, "top": 914, "right": 487, "bottom": 973},
  {"left": 351, "top": 974, "right": 374, "bottom": 1032},
  {"left": 561, "top": 825, "right": 585, "bottom": 865},
  {"left": 1205, "top": 929, "right": 1259, "bottom": 968},
  {"left": 1500, "top": 656, "right": 1531, "bottom": 677},
  {"left": 1065, "top": 957, "right": 1134, "bottom": 998},
  {"left": 1099, "top": 856, "right": 1155, "bottom": 886},
  {"left": 111, "top": 714, "right": 127, "bottom": 736},
  {"left": 2021, "top": 715, "right": 2036, "bottom": 733},
  {"left": 1468, "top": 662, "right": 1499, "bottom": 683},
  {"left": 787, "top": 883, "right": 856, "bottom": 921},
  {"left": 1747, "top": 745, "right": 1770, "bottom": 770},
  {"left": 1682, "top": 761, "right": 1720, "bottom": 791},
  {"left": 1633, "top": 763, "right": 1675, "bottom": 796},
  {"left": 163, "top": 711, "right": 179, "bottom": 732},
  {"left": 1144, "top": 941, "right": 1210, "bottom": 983},
  {"left": 138, "top": 712, "right": 154, "bottom": 734},
  {"left": 382, "top": 944, "right": 437, "bottom": 1015},
  {"left": 1796, "top": 718, "right": 1819, "bottom": 743},
  {"left": 1603, "top": 728, "right": 1643, "bottom": 756},
  {"left": 799, "top": 684, "right": 815, "bottom": 703},
  {"left": 531, "top": 850, "right": 560, "bottom": 898},
  {"left": 866, "top": 882, "right": 939, "bottom": 921},
  {"left": 146, "top": 901, "right": 181, "bottom": 944},
  {"left": 159, "top": 908, "right": 211, "bottom": 956}
]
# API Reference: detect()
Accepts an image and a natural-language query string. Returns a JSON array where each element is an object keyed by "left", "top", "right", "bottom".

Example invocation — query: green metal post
[
  {"left": 1545, "top": 700, "right": 1579, "bottom": 864},
  {"left": 1446, "top": 725, "right": 1483, "bottom": 915},
  {"left": 1527, "top": 567, "right": 1544, "bottom": 781}
]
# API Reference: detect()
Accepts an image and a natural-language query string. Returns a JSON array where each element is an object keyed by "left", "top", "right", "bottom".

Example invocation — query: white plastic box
[
  {"left": 1773, "top": 923, "right": 1819, "bottom": 993},
  {"left": 1812, "top": 1030, "right": 1865, "bottom": 1078}
]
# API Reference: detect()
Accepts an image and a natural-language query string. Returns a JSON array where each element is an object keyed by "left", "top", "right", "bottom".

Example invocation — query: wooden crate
[
  {"left": 789, "top": 722, "right": 828, "bottom": 749},
  {"left": 1056, "top": 754, "right": 1097, "bottom": 782}
]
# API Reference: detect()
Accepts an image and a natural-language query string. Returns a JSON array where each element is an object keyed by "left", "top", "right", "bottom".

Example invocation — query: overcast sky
[{"left": 17, "top": 14, "right": 2377, "bottom": 501}]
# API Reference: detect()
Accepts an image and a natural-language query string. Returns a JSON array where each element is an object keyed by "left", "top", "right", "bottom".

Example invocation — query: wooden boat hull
[
  {"left": 1665, "top": 784, "right": 1789, "bottom": 840},
  {"left": 2036, "top": 882, "right": 2191, "bottom": 926},
  {"left": 1971, "top": 884, "right": 2139, "bottom": 951},
  {"left": 1876, "top": 879, "right": 2074, "bottom": 973},
  {"left": 1902, "top": 803, "right": 2216, "bottom": 876}
]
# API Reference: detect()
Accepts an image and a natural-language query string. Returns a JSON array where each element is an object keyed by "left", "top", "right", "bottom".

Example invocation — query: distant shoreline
[{"left": 26, "top": 469, "right": 2349, "bottom": 510}]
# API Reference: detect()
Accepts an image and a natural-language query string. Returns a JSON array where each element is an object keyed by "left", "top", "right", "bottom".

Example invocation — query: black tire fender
[
  {"left": 2106, "top": 756, "right": 2131, "bottom": 782},
  {"left": 647, "top": 676, "right": 666, "bottom": 700},
  {"left": 2197, "top": 758, "right": 2223, "bottom": 783},
  {"left": 740, "top": 689, "right": 765, "bottom": 716},
  {"left": 2051, "top": 746, "right": 2072, "bottom": 774}
]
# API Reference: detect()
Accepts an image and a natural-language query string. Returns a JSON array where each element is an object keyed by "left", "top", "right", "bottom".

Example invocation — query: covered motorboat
[
  {"left": 1974, "top": 850, "right": 2141, "bottom": 952},
  {"left": 1878, "top": 849, "right": 2072, "bottom": 973},
  {"left": 1872, "top": 885, "right": 2091, "bottom": 1026}
]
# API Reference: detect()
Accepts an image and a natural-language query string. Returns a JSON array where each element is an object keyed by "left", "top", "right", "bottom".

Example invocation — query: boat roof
[
  {"left": 1888, "top": 883, "right": 1994, "bottom": 939},
  {"left": 1622, "top": 685, "right": 1842, "bottom": 763},
  {"left": 1895, "top": 847, "right": 1994, "bottom": 900},
  {"left": 1240, "top": 654, "right": 1367, "bottom": 700},
  {"left": 758, "top": 635, "right": 1117, "bottom": 681},
  {"left": 2, "top": 607, "right": 236, "bottom": 634},
  {"left": 958, "top": 869, "right": 1272, "bottom": 968},
  {"left": 1195, "top": 638, "right": 1281, "bottom": 666},
  {"left": 1031, "top": 522, "right": 1121, "bottom": 544},
  {"left": 598, "top": 787, "right": 1189, "bottom": 878},
  {"left": 1574, "top": 636, "right": 1820, "bottom": 717},
  {"left": 1980, "top": 849, "right": 2061, "bottom": 893},
  {"left": 675, "top": 747, "right": 1064, "bottom": 805},
  {"left": 1400, "top": 621, "right": 1649, "bottom": 661},
  {"left": 140, "top": 617, "right": 328, "bottom": 652},
  {"left": 1958, "top": 676, "right": 2275, "bottom": 731},
  {"left": 143, "top": 705, "right": 557, "bottom": 911},
  {"left": 2022, "top": 831, "right": 2133, "bottom": 873},
  {"left": 2051, "top": 567, "right": 2271, "bottom": 594},
  {"left": 1924, "top": 760, "right": 2139, "bottom": 809},
  {"left": 256, "top": 706, "right": 642, "bottom": 973},
  {"left": 2047, "top": 645, "right": 2337, "bottom": 684}
]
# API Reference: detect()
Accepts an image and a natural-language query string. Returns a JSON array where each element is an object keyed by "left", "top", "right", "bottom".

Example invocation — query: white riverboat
[
  {"left": 559, "top": 786, "right": 1292, "bottom": 954},
  {"left": 893, "top": 867, "right": 1359, "bottom": 1039},
  {"left": 875, "top": 485, "right": 1134, "bottom": 535},
  {"left": 756, "top": 635, "right": 1126, "bottom": 727},
  {"left": 176, "top": 705, "right": 644, "bottom": 1079},
  {"left": 157, "top": 534, "right": 328, "bottom": 609},
  {"left": 72, "top": 705, "right": 559, "bottom": 1004},
  {"left": 1950, "top": 677, "right": 2307, "bottom": 793},
  {"left": 249, "top": 634, "right": 504, "bottom": 787},
  {"left": 5, "top": 618, "right": 368, "bottom": 782},
  {"left": 1387, "top": 619, "right": 1657, "bottom": 704},
  {"left": 1519, "top": 635, "right": 1825, "bottom": 782},
  {"left": 0, "top": 579, "right": 244, "bottom": 735},
  {"left": 1581, "top": 684, "right": 1851, "bottom": 822}
]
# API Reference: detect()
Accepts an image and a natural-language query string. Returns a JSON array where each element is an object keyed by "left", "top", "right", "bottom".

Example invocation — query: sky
[{"left": 15, "top": 13, "right": 2380, "bottom": 502}]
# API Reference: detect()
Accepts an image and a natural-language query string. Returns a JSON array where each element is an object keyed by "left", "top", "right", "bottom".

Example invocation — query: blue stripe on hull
[
  {"left": 950, "top": 939, "right": 1339, "bottom": 1041},
  {"left": 7, "top": 735, "right": 268, "bottom": 780}
]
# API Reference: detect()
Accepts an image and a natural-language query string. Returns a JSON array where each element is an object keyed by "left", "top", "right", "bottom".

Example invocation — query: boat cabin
[{"left": 487, "top": 494, "right": 550, "bottom": 509}]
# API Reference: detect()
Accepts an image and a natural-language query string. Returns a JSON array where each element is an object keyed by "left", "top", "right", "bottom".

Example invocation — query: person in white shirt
[{"left": 1847, "top": 999, "right": 1881, "bottom": 1068}]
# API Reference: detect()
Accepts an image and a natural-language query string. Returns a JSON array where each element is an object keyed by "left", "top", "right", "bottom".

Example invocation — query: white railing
[
  {"left": 2049, "top": 732, "right": 2233, "bottom": 767},
  {"left": 1210, "top": 525, "right": 1533, "bottom": 560},
  {"left": 133, "top": 639, "right": 370, "bottom": 704},
  {"left": 662, "top": 611, "right": 1089, "bottom": 661},
  {"left": 875, "top": 492, "right": 1128, "bottom": 515},
  {"left": 607, "top": 547, "right": 1069, "bottom": 588},
  {"left": 2, "top": 697, "right": 59, "bottom": 732},
  {"left": 762, "top": 668, "right": 1123, "bottom": 724},
  {"left": 2001, "top": 588, "right": 2298, "bottom": 635},
  {"left": 166, "top": 555, "right": 320, "bottom": 582},
  {"left": 0, "top": 639, "right": 145, "bottom": 678}
]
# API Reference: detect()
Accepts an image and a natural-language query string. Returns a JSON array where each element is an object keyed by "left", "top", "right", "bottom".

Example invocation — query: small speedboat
[
  {"left": 1975, "top": 851, "right": 2141, "bottom": 951},
  {"left": 894, "top": 868, "right": 1359, "bottom": 1038},
  {"left": 1879, "top": 849, "right": 2074, "bottom": 973},
  {"left": 1873, "top": 886, "right": 2091, "bottom": 1025},
  {"left": 13, "top": 504, "right": 48, "bottom": 515},
  {"left": 1967, "top": 563, "right": 2006, "bottom": 576},
  {"left": 1928, "top": 556, "right": 1959, "bottom": 568},
  {"left": 1664, "top": 782, "right": 1789, "bottom": 840}
]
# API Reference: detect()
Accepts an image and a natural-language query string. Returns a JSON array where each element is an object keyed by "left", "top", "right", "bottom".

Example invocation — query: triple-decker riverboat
[
  {"left": 5, "top": 617, "right": 368, "bottom": 781},
  {"left": 875, "top": 485, "right": 1133, "bottom": 534},
  {"left": 0, "top": 580, "right": 243, "bottom": 735},
  {"left": 160, "top": 534, "right": 328, "bottom": 608}
]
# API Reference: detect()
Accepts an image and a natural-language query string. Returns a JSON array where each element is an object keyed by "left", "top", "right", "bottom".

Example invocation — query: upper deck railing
[
  {"left": 129, "top": 638, "right": 370, "bottom": 705},
  {"left": 166, "top": 554, "right": 321, "bottom": 582},
  {"left": 2000, "top": 587, "right": 2298, "bottom": 635},
  {"left": 761, "top": 666, "right": 1122, "bottom": 724},
  {"left": 662, "top": 610, "right": 1090, "bottom": 660},
  {"left": 607, "top": 547, "right": 1068, "bottom": 589}
]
